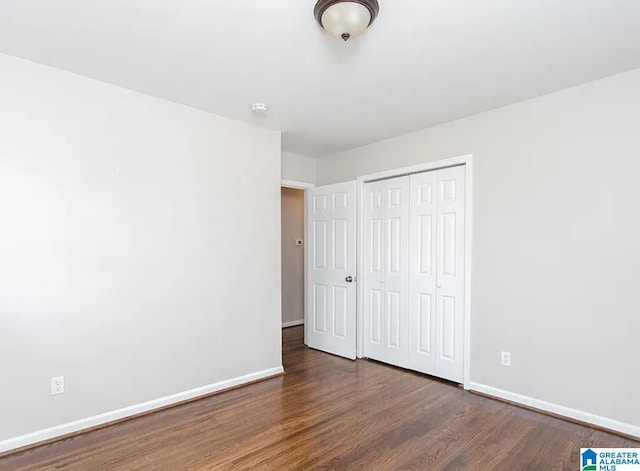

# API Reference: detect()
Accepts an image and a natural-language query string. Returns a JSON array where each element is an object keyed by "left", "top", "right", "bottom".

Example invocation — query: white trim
[
  {"left": 282, "top": 319, "right": 304, "bottom": 328},
  {"left": 355, "top": 154, "right": 474, "bottom": 392},
  {"left": 281, "top": 179, "right": 314, "bottom": 190},
  {"left": 463, "top": 157, "right": 473, "bottom": 390},
  {"left": 469, "top": 382, "right": 640, "bottom": 439},
  {"left": 0, "top": 366, "right": 284, "bottom": 455},
  {"left": 356, "top": 179, "right": 365, "bottom": 359},
  {"left": 303, "top": 189, "right": 310, "bottom": 347}
]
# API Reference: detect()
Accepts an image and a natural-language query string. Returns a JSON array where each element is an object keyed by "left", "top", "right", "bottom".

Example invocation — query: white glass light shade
[{"left": 321, "top": 2, "right": 372, "bottom": 41}]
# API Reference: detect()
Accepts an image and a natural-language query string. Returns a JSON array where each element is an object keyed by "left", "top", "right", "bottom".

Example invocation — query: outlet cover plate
[{"left": 51, "top": 376, "right": 65, "bottom": 395}]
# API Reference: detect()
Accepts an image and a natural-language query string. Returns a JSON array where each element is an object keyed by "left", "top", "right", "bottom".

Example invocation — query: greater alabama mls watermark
[{"left": 581, "top": 449, "right": 640, "bottom": 471}]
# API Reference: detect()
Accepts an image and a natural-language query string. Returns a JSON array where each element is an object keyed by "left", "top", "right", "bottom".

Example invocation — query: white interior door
[
  {"left": 363, "top": 176, "right": 410, "bottom": 368},
  {"left": 305, "top": 181, "right": 357, "bottom": 359},
  {"left": 432, "top": 166, "right": 465, "bottom": 382}
]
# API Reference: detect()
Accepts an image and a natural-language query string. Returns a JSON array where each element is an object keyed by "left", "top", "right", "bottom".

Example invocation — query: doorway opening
[{"left": 281, "top": 180, "right": 313, "bottom": 331}]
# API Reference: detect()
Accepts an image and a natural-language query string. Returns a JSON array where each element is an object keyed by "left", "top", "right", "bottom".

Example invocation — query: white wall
[
  {"left": 0, "top": 54, "right": 282, "bottom": 445},
  {"left": 281, "top": 151, "right": 316, "bottom": 184},
  {"left": 317, "top": 68, "right": 640, "bottom": 431},
  {"left": 281, "top": 188, "right": 305, "bottom": 326}
]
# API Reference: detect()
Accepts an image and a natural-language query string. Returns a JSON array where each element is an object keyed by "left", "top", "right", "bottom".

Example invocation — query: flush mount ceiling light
[{"left": 314, "top": 0, "right": 380, "bottom": 41}]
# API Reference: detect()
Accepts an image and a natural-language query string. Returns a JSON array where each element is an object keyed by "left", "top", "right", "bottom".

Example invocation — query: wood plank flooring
[{"left": 2, "top": 326, "right": 636, "bottom": 470}]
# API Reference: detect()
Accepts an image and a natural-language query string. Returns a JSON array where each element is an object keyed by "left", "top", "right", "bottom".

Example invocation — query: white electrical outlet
[
  {"left": 501, "top": 351, "right": 511, "bottom": 367},
  {"left": 51, "top": 376, "right": 65, "bottom": 395}
]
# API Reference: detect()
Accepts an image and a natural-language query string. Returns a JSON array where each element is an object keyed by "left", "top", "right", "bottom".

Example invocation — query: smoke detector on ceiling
[{"left": 251, "top": 103, "right": 269, "bottom": 117}]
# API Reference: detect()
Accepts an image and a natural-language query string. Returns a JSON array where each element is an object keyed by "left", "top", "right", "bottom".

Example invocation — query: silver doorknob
[
  {"left": 437, "top": 283, "right": 442, "bottom": 288},
  {"left": 345, "top": 276, "right": 354, "bottom": 283}
]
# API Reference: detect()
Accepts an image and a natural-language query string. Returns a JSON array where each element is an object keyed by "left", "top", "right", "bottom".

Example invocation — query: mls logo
[
  {"left": 580, "top": 448, "right": 640, "bottom": 470},
  {"left": 581, "top": 449, "right": 597, "bottom": 471}
]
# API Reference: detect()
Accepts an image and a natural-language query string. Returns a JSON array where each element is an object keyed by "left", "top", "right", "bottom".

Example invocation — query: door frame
[
  {"left": 281, "top": 179, "right": 314, "bottom": 190},
  {"left": 355, "top": 154, "right": 474, "bottom": 390},
  {"left": 280, "top": 179, "right": 313, "bottom": 334}
]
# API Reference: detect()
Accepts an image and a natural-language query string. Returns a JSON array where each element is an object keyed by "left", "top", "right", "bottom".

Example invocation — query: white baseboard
[
  {"left": 282, "top": 319, "right": 304, "bottom": 328},
  {"left": 469, "top": 382, "right": 640, "bottom": 439},
  {"left": 0, "top": 366, "right": 284, "bottom": 455}
]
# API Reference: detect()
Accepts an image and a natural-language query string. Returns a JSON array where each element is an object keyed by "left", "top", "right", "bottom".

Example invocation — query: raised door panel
[
  {"left": 387, "top": 290, "right": 401, "bottom": 349},
  {"left": 369, "top": 288, "right": 383, "bottom": 344},
  {"left": 333, "top": 286, "right": 348, "bottom": 338},
  {"left": 313, "top": 284, "right": 327, "bottom": 333},
  {"left": 387, "top": 217, "right": 401, "bottom": 275},
  {"left": 370, "top": 219, "right": 383, "bottom": 273},
  {"left": 418, "top": 294, "right": 433, "bottom": 354},
  {"left": 313, "top": 221, "right": 327, "bottom": 270},
  {"left": 333, "top": 219, "right": 348, "bottom": 270},
  {"left": 439, "top": 295, "right": 456, "bottom": 360}
]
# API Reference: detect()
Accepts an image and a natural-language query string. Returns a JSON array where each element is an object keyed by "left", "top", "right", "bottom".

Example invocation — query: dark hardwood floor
[{"left": 2, "top": 326, "right": 636, "bottom": 470}]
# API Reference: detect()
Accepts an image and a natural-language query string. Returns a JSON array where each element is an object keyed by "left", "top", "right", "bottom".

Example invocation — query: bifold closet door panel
[
  {"left": 384, "top": 176, "right": 410, "bottom": 368},
  {"left": 363, "top": 176, "right": 410, "bottom": 367},
  {"left": 434, "top": 166, "right": 465, "bottom": 383},
  {"left": 408, "top": 171, "right": 438, "bottom": 375},
  {"left": 363, "top": 180, "right": 387, "bottom": 362}
]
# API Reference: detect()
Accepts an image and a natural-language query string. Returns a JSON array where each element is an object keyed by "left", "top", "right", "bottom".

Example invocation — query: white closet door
[
  {"left": 408, "top": 171, "right": 438, "bottom": 375},
  {"left": 363, "top": 176, "right": 410, "bottom": 368},
  {"left": 363, "top": 180, "right": 387, "bottom": 362},
  {"left": 383, "top": 177, "right": 410, "bottom": 367},
  {"left": 433, "top": 166, "right": 465, "bottom": 383},
  {"left": 364, "top": 167, "right": 465, "bottom": 383},
  {"left": 305, "top": 181, "right": 357, "bottom": 360}
]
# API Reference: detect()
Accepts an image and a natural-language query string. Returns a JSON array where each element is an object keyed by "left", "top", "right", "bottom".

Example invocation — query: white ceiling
[{"left": 1, "top": 0, "right": 639, "bottom": 157}]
